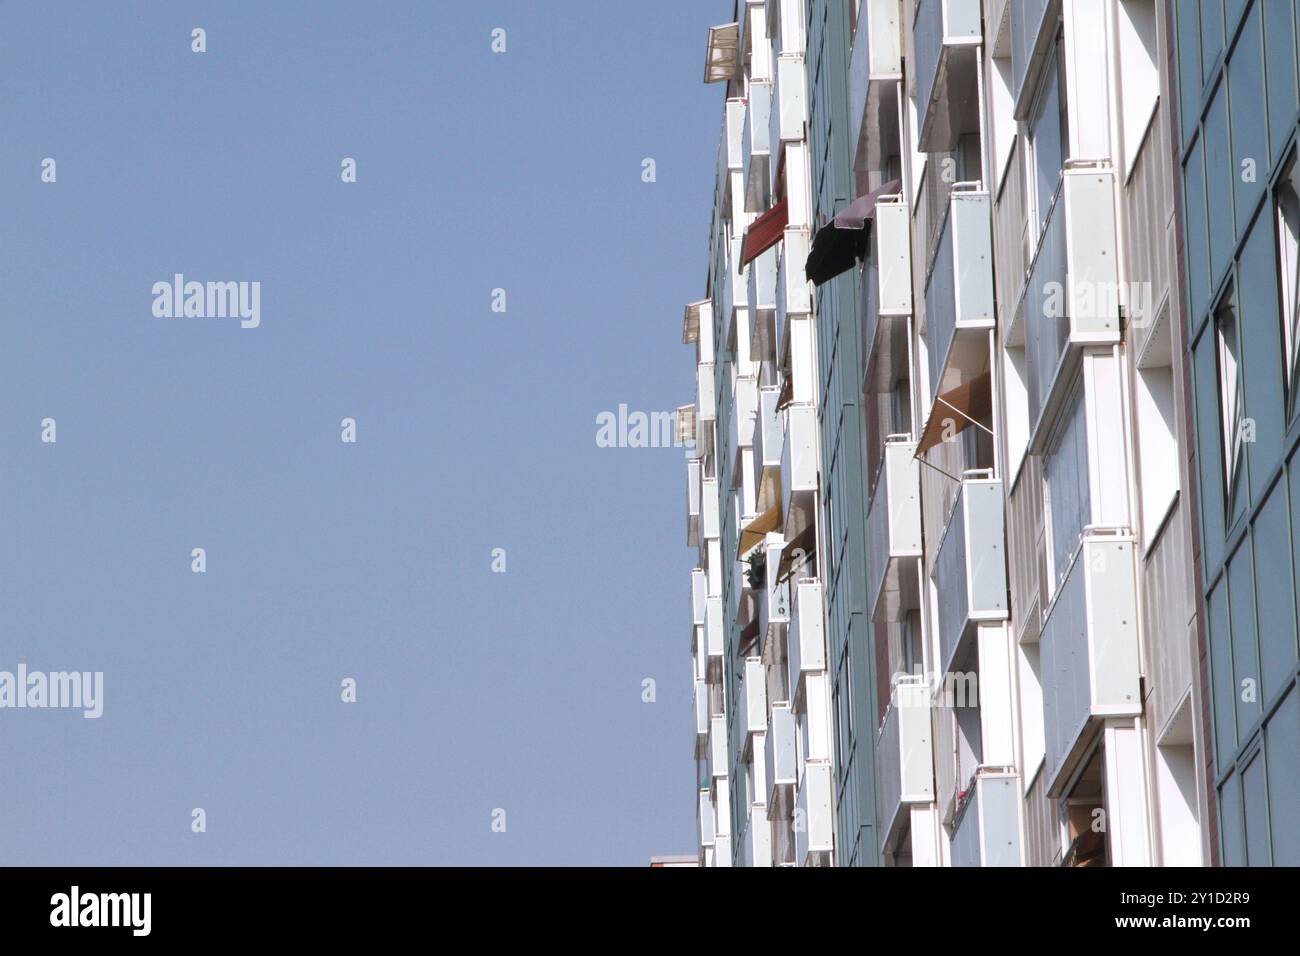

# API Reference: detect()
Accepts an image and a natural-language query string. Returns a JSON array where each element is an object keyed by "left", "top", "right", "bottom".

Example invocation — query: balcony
[
  {"left": 875, "top": 675, "right": 935, "bottom": 851},
  {"left": 949, "top": 769, "right": 1022, "bottom": 866},
  {"left": 739, "top": 804, "right": 773, "bottom": 867},
  {"left": 1010, "top": 0, "right": 1058, "bottom": 118},
  {"left": 925, "top": 187, "right": 994, "bottom": 402},
  {"left": 795, "top": 760, "right": 835, "bottom": 864},
  {"left": 694, "top": 677, "right": 709, "bottom": 759},
  {"left": 866, "top": 436, "right": 923, "bottom": 622},
  {"left": 698, "top": 787, "right": 716, "bottom": 850},
  {"left": 861, "top": 195, "right": 913, "bottom": 393},
  {"left": 1040, "top": 530, "right": 1142, "bottom": 796},
  {"left": 709, "top": 714, "right": 728, "bottom": 781},
  {"left": 691, "top": 568, "right": 706, "bottom": 626},
  {"left": 701, "top": 476, "right": 719, "bottom": 541},
  {"left": 742, "top": 656, "right": 768, "bottom": 743},
  {"left": 747, "top": 243, "right": 778, "bottom": 359},
  {"left": 705, "top": 594, "right": 724, "bottom": 682},
  {"left": 743, "top": 81, "right": 773, "bottom": 213},
  {"left": 730, "top": 377, "right": 760, "bottom": 479},
  {"left": 754, "top": 386, "right": 784, "bottom": 503},
  {"left": 780, "top": 403, "right": 818, "bottom": 542},
  {"left": 848, "top": 0, "right": 903, "bottom": 171},
  {"left": 934, "top": 472, "right": 1008, "bottom": 675},
  {"left": 764, "top": 702, "right": 798, "bottom": 812},
  {"left": 758, "top": 538, "right": 790, "bottom": 656},
  {"left": 697, "top": 361, "right": 716, "bottom": 423},
  {"left": 772, "top": 53, "right": 806, "bottom": 149},
  {"left": 912, "top": 0, "right": 982, "bottom": 151},
  {"left": 687, "top": 459, "right": 702, "bottom": 547},
  {"left": 775, "top": 227, "right": 812, "bottom": 361},
  {"left": 725, "top": 97, "right": 746, "bottom": 171},
  {"left": 788, "top": 580, "right": 826, "bottom": 710},
  {"left": 1021, "top": 164, "right": 1121, "bottom": 447},
  {"left": 725, "top": 235, "right": 750, "bottom": 356}
]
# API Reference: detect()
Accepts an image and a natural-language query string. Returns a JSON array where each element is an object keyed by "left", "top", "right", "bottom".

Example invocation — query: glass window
[
  {"left": 1253, "top": 485, "right": 1297, "bottom": 706},
  {"left": 1264, "top": 0, "right": 1298, "bottom": 165},
  {"left": 1228, "top": 544, "right": 1262, "bottom": 737},
  {"left": 1265, "top": 687, "right": 1300, "bottom": 865},
  {"left": 1185, "top": 137, "right": 1212, "bottom": 326},
  {"left": 1218, "top": 772, "right": 1247, "bottom": 865},
  {"left": 1229, "top": 5, "right": 1268, "bottom": 233},
  {"left": 1215, "top": 286, "right": 1245, "bottom": 502},
  {"left": 1241, "top": 751, "right": 1272, "bottom": 865},
  {"left": 1029, "top": 43, "right": 1065, "bottom": 236},
  {"left": 1200, "top": 0, "right": 1226, "bottom": 85},
  {"left": 1045, "top": 385, "right": 1091, "bottom": 585},
  {"left": 1205, "top": 85, "right": 1236, "bottom": 283},
  {"left": 1208, "top": 579, "right": 1238, "bottom": 756},
  {"left": 1176, "top": 0, "right": 1204, "bottom": 142},
  {"left": 1276, "top": 155, "right": 1300, "bottom": 395}
]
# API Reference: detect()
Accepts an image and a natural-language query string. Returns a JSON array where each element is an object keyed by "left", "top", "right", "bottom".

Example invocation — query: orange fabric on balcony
[{"left": 739, "top": 198, "right": 789, "bottom": 266}]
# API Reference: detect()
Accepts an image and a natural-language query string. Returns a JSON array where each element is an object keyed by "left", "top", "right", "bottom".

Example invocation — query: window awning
[
  {"left": 704, "top": 23, "right": 741, "bottom": 84},
  {"left": 739, "top": 503, "right": 783, "bottom": 556},
  {"left": 805, "top": 179, "right": 902, "bottom": 286},
  {"left": 740, "top": 198, "right": 789, "bottom": 267},
  {"left": 775, "top": 523, "right": 816, "bottom": 583},
  {"left": 916, "top": 371, "right": 994, "bottom": 455},
  {"left": 776, "top": 371, "right": 794, "bottom": 411},
  {"left": 682, "top": 300, "right": 706, "bottom": 344}
]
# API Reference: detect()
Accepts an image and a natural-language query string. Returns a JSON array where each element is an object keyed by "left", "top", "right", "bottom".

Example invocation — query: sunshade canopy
[{"left": 805, "top": 180, "right": 902, "bottom": 286}]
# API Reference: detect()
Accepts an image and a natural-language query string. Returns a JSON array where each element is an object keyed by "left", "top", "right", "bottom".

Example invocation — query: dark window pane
[
  {"left": 1185, "top": 138, "right": 1212, "bottom": 326},
  {"left": 1263, "top": 0, "right": 1298, "bottom": 165},
  {"left": 1177, "top": 0, "right": 1204, "bottom": 141},
  {"left": 1208, "top": 578, "right": 1238, "bottom": 757},
  {"left": 1255, "top": 485, "right": 1299, "bottom": 706},
  {"left": 1218, "top": 770, "right": 1247, "bottom": 865},
  {"left": 1229, "top": 5, "right": 1268, "bottom": 232},
  {"left": 1265, "top": 687, "right": 1300, "bottom": 865},
  {"left": 1241, "top": 751, "right": 1271, "bottom": 865},
  {"left": 1228, "top": 543, "right": 1262, "bottom": 736},
  {"left": 1205, "top": 85, "right": 1236, "bottom": 284}
]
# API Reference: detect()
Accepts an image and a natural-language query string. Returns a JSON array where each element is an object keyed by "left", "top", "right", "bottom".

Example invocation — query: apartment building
[
  {"left": 1170, "top": 0, "right": 1300, "bottom": 866},
  {"left": 684, "top": 0, "right": 1292, "bottom": 867}
]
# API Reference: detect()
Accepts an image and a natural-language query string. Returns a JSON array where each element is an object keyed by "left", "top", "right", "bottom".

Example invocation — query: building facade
[
  {"left": 1171, "top": 0, "right": 1300, "bottom": 866},
  {"left": 684, "top": 0, "right": 1296, "bottom": 867}
]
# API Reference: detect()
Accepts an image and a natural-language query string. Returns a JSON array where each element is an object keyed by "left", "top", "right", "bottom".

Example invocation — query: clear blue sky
[{"left": 0, "top": 0, "right": 729, "bottom": 865}]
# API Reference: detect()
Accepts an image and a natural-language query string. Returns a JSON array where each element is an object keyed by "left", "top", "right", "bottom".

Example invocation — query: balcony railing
[
  {"left": 765, "top": 702, "right": 798, "bottom": 811},
  {"left": 694, "top": 677, "right": 709, "bottom": 758},
  {"left": 780, "top": 402, "right": 818, "bottom": 540},
  {"left": 709, "top": 714, "right": 728, "bottom": 781},
  {"left": 788, "top": 580, "right": 826, "bottom": 711},
  {"left": 1040, "top": 529, "right": 1142, "bottom": 795},
  {"left": 866, "top": 436, "right": 923, "bottom": 622},
  {"left": 772, "top": 52, "right": 806, "bottom": 147},
  {"left": 925, "top": 186, "right": 994, "bottom": 401},
  {"left": 934, "top": 472, "right": 1008, "bottom": 674},
  {"left": 705, "top": 594, "right": 724, "bottom": 682},
  {"left": 912, "top": 0, "right": 982, "bottom": 150},
  {"left": 775, "top": 227, "right": 812, "bottom": 362},
  {"left": 949, "top": 769, "right": 1022, "bottom": 866},
  {"left": 1022, "top": 164, "right": 1120, "bottom": 446},
  {"left": 758, "top": 538, "right": 790, "bottom": 656},
  {"left": 698, "top": 788, "right": 715, "bottom": 850},
  {"left": 848, "top": 0, "right": 903, "bottom": 168},
  {"left": 742, "top": 656, "right": 768, "bottom": 742},
  {"left": 862, "top": 195, "right": 913, "bottom": 393},
  {"left": 725, "top": 96, "right": 746, "bottom": 171},
  {"left": 744, "top": 80, "right": 773, "bottom": 213},
  {"left": 875, "top": 675, "right": 935, "bottom": 851},
  {"left": 795, "top": 760, "right": 835, "bottom": 864},
  {"left": 1010, "top": 0, "right": 1058, "bottom": 118}
]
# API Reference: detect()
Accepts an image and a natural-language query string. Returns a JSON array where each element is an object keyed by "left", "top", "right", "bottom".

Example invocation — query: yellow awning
[{"left": 739, "top": 503, "right": 783, "bottom": 556}]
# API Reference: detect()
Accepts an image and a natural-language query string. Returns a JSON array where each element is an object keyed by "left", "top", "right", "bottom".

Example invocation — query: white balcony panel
[
  {"left": 694, "top": 677, "right": 709, "bottom": 757},
  {"left": 710, "top": 714, "right": 728, "bottom": 780},
  {"left": 743, "top": 656, "right": 768, "bottom": 738},
  {"left": 725, "top": 97, "right": 746, "bottom": 170},
  {"left": 795, "top": 761, "right": 835, "bottom": 864},
  {"left": 949, "top": 770, "right": 1023, "bottom": 866},
  {"left": 1040, "top": 531, "right": 1142, "bottom": 795},
  {"left": 1024, "top": 165, "right": 1122, "bottom": 444},
  {"left": 705, "top": 595, "right": 725, "bottom": 681},
  {"left": 687, "top": 458, "right": 702, "bottom": 547},
  {"left": 743, "top": 80, "right": 773, "bottom": 213},
  {"left": 913, "top": 0, "right": 983, "bottom": 151},
  {"left": 697, "top": 362, "right": 717, "bottom": 423},
  {"left": 774, "top": 53, "right": 806, "bottom": 145},
  {"left": 866, "top": 437, "right": 923, "bottom": 622},
  {"left": 788, "top": 580, "right": 826, "bottom": 709},
  {"left": 780, "top": 403, "right": 818, "bottom": 539},
  {"left": 934, "top": 474, "right": 1008, "bottom": 675},
  {"left": 925, "top": 188, "right": 995, "bottom": 400},
  {"left": 691, "top": 568, "right": 707, "bottom": 626},
  {"left": 698, "top": 789, "right": 716, "bottom": 848},
  {"left": 765, "top": 702, "right": 798, "bottom": 811},
  {"left": 848, "top": 0, "right": 903, "bottom": 168}
]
